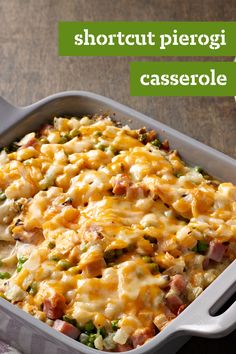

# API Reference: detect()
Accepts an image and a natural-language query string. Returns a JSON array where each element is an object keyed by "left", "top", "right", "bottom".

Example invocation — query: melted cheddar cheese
[{"left": 0, "top": 115, "right": 235, "bottom": 351}]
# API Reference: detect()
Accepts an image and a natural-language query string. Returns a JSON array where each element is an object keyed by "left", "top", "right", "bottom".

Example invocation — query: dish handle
[
  {"left": 0, "top": 96, "right": 20, "bottom": 116},
  {"left": 176, "top": 260, "right": 236, "bottom": 338},
  {"left": 0, "top": 97, "right": 25, "bottom": 142}
]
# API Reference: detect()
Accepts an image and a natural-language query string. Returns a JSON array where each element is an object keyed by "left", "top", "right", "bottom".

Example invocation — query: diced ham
[
  {"left": 207, "top": 241, "right": 226, "bottom": 262},
  {"left": 13, "top": 228, "right": 44, "bottom": 245},
  {"left": 116, "top": 343, "right": 133, "bottom": 352},
  {"left": 82, "top": 258, "right": 106, "bottom": 278},
  {"left": 202, "top": 257, "right": 209, "bottom": 270},
  {"left": 126, "top": 185, "right": 147, "bottom": 200},
  {"left": 112, "top": 174, "right": 131, "bottom": 195},
  {"left": 131, "top": 327, "right": 155, "bottom": 348},
  {"left": 164, "top": 305, "right": 176, "bottom": 321},
  {"left": 170, "top": 274, "right": 186, "bottom": 295},
  {"left": 166, "top": 294, "right": 183, "bottom": 315},
  {"left": 20, "top": 138, "right": 37, "bottom": 149},
  {"left": 161, "top": 140, "right": 169, "bottom": 151},
  {"left": 113, "top": 183, "right": 126, "bottom": 195},
  {"left": 138, "top": 127, "right": 147, "bottom": 135},
  {"left": 112, "top": 174, "right": 147, "bottom": 200},
  {"left": 53, "top": 320, "right": 80, "bottom": 339},
  {"left": 177, "top": 304, "right": 187, "bottom": 315},
  {"left": 146, "top": 130, "right": 157, "bottom": 142},
  {"left": 87, "top": 224, "right": 104, "bottom": 241},
  {"left": 43, "top": 294, "right": 65, "bottom": 320},
  {"left": 138, "top": 129, "right": 156, "bottom": 144}
]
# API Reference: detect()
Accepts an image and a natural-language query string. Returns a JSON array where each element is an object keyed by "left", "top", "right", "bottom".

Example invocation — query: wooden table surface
[{"left": 0, "top": 1, "right": 236, "bottom": 353}]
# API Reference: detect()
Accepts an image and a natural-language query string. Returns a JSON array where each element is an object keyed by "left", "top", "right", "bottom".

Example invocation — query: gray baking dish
[{"left": 0, "top": 91, "right": 235, "bottom": 354}]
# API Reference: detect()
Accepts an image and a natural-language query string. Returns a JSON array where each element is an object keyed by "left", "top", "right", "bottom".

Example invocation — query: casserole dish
[{"left": 0, "top": 91, "right": 235, "bottom": 354}]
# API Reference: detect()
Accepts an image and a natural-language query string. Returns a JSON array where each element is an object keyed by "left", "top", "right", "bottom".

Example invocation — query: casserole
[{"left": 0, "top": 91, "right": 235, "bottom": 354}]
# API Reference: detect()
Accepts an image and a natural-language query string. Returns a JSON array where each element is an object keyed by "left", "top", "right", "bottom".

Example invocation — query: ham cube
[
  {"left": 166, "top": 294, "right": 183, "bottom": 315},
  {"left": 207, "top": 241, "right": 226, "bottom": 262},
  {"left": 112, "top": 174, "right": 131, "bottom": 195},
  {"left": 53, "top": 320, "right": 80, "bottom": 339},
  {"left": 82, "top": 258, "right": 106, "bottom": 278},
  {"left": 43, "top": 294, "right": 65, "bottom": 320},
  {"left": 131, "top": 327, "right": 155, "bottom": 348},
  {"left": 177, "top": 304, "right": 187, "bottom": 316},
  {"left": 202, "top": 257, "right": 209, "bottom": 270},
  {"left": 170, "top": 274, "right": 186, "bottom": 295},
  {"left": 116, "top": 343, "right": 133, "bottom": 352}
]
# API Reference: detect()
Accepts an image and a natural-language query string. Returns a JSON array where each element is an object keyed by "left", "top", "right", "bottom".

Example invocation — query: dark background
[{"left": 0, "top": 1, "right": 235, "bottom": 353}]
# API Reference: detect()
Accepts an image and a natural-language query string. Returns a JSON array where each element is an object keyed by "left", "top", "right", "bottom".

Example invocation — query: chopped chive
[
  {"left": 68, "top": 265, "right": 81, "bottom": 275},
  {"left": 138, "top": 133, "right": 148, "bottom": 144},
  {"left": 69, "top": 129, "right": 81, "bottom": 138},
  {"left": 17, "top": 256, "right": 28, "bottom": 272},
  {"left": 58, "top": 136, "right": 68, "bottom": 144},
  {"left": 39, "top": 137, "right": 49, "bottom": 144},
  {"left": 104, "top": 249, "right": 124, "bottom": 262},
  {"left": 58, "top": 259, "right": 72, "bottom": 270},
  {"left": 8, "top": 142, "right": 19, "bottom": 152},
  {"left": 76, "top": 322, "right": 84, "bottom": 331},
  {"left": 148, "top": 263, "right": 159, "bottom": 274},
  {"left": 192, "top": 240, "right": 209, "bottom": 253},
  {"left": 28, "top": 281, "right": 38, "bottom": 295},
  {"left": 104, "top": 250, "right": 116, "bottom": 262},
  {"left": 151, "top": 138, "right": 162, "bottom": 148},
  {"left": 142, "top": 256, "right": 152, "bottom": 263},
  {"left": 105, "top": 145, "right": 118, "bottom": 155},
  {"left": 49, "top": 255, "right": 60, "bottom": 262},
  {"left": 88, "top": 333, "right": 97, "bottom": 345},
  {"left": 39, "top": 176, "right": 54, "bottom": 190},
  {"left": 111, "top": 319, "right": 119, "bottom": 330},
  {"left": 0, "top": 191, "right": 7, "bottom": 201},
  {"left": 84, "top": 320, "right": 96, "bottom": 333},
  {"left": 98, "top": 327, "right": 107, "bottom": 338},
  {"left": 198, "top": 240, "right": 209, "bottom": 253},
  {"left": 0, "top": 272, "right": 11, "bottom": 279},
  {"left": 94, "top": 131, "right": 102, "bottom": 137},
  {"left": 63, "top": 315, "right": 77, "bottom": 326},
  {"left": 81, "top": 244, "right": 88, "bottom": 253},
  {"left": 23, "top": 159, "right": 32, "bottom": 166},
  {"left": 115, "top": 249, "right": 123, "bottom": 257},
  {"left": 87, "top": 342, "right": 95, "bottom": 348},
  {"left": 96, "top": 143, "right": 107, "bottom": 151},
  {"left": 194, "top": 166, "right": 204, "bottom": 174},
  {"left": 48, "top": 241, "right": 55, "bottom": 249},
  {"left": 1, "top": 147, "right": 9, "bottom": 153}
]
